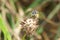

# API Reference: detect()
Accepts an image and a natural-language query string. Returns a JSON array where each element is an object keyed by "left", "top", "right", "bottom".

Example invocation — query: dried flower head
[{"left": 20, "top": 17, "right": 39, "bottom": 34}]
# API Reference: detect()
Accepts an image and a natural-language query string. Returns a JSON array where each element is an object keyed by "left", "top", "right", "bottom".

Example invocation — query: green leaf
[
  {"left": 36, "top": 26, "right": 44, "bottom": 34},
  {"left": 29, "top": 0, "right": 43, "bottom": 8},
  {"left": 6, "top": 13, "right": 15, "bottom": 29},
  {"left": 0, "top": 14, "right": 12, "bottom": 40}
]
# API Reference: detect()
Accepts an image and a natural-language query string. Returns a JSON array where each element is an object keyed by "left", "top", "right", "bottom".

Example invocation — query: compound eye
[{"left": 32, "top": 10, "right": 37, "bottom": 15}]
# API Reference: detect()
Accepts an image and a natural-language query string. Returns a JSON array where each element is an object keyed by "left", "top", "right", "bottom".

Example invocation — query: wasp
[{"left": 31, "top": 10, "right": 39, "bottom": 19}]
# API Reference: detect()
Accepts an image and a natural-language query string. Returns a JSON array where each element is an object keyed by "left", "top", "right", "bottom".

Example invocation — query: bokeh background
[{"left": 0, "top": 0, "right": 60, "bottom": 40}]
